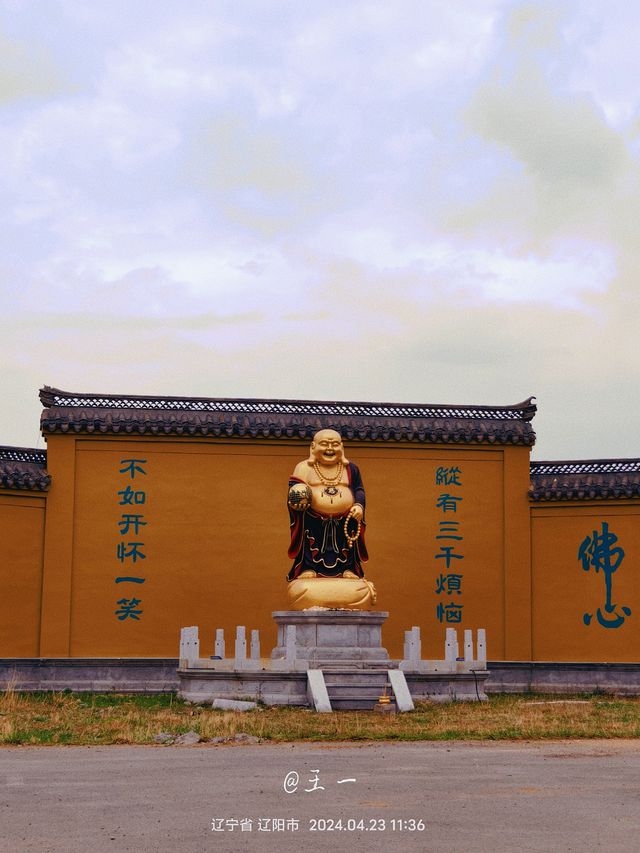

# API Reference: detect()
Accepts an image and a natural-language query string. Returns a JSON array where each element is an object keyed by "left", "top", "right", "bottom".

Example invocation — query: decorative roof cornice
[
  {"left": 0, "top": 446, "right": 50, "bottom": 491},
  {"left": 39, "top": 387, "right": 536, "bottom": 446},
  {"left": 530, "top": 459, "right": 640, "bottom": 501}
]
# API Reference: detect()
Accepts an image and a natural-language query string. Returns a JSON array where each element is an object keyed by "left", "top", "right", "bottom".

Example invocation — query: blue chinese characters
[
  {"left": 434, "top": 466, "right": 465, "bottom": 624},
  {"left": 115, "top": 458, "right": 148, "bottom": 621},
  {"left": 578, "top": 521, "right": 630, "bottom": 629}
]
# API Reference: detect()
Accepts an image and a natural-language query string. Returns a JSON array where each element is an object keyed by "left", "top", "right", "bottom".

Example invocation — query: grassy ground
[{"left": 2, "top": 691, "right": 640, "bottom": 745}]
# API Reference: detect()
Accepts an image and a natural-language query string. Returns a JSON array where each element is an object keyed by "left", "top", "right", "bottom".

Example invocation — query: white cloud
[
  {"left": 0, "top": 28, "right": 65, "bottom": 103},
  {"left": 1, "top": 1, "right": 640, "bottom": 459}
]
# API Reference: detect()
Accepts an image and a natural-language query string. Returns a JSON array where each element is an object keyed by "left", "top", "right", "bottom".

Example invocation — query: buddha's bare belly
[{"left": 309, "top": 483, "right": 354, "bottom": 516}]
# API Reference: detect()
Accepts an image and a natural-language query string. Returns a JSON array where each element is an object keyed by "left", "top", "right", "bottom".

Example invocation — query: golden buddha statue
[{"left": 286, "top": 429, "right": 376, "bottom": 609}]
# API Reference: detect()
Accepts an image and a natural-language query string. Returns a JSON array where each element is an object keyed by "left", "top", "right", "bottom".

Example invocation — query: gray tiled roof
[
  {"left": 39, "top": 386, "right": 537, "bottom": 445},
  {"left": 0, "top": 446, "right": 50, "bottom": 491},
  {"left": 530, "top": 459, "right": 640, "bottom": 500}
]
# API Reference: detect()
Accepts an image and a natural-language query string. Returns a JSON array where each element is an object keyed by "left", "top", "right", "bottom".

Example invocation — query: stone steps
[
  {"left": 315, "top": 660, "right": 394, "bottom": 670},
  {"left": 321, "top": 669, "right": 393, "bottom": 711},
  {"left": 322, "top": 673, "right": 389, "bottom": 688},
  {"left": 331, "top": 696, "right": 389, "bottom": 711}
]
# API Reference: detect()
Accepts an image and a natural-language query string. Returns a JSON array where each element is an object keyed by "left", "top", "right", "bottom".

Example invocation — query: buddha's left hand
[{"left": 348, "top": 503, "right": 364, "bottom": 522}]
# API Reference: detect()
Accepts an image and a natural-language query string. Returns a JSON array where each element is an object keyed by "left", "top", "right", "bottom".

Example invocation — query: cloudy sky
[{"left": 1, "top": 0, "right": 638, "bottom": 458}]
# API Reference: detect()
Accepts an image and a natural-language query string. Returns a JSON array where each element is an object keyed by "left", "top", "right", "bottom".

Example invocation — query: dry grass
[{"left": 1, "top": 690, "right": 640, "bottom": 745}]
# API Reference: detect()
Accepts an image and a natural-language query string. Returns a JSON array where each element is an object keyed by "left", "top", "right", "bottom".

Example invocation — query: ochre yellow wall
[
  {"left": 0, "top": 491, "right": 46, "bottom": 656},
  {"left": 531, "top": 504, "right": 640, "bottom": 662},
  {"left": 12, "top": 433, "right": 638, "bottom": 663},
  {"left": 37, "top": 435, "right": 528, "bottom": 660}
]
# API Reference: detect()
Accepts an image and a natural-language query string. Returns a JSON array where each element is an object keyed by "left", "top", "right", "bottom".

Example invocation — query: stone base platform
[
  {"left": 6, "top": 659, "right": 640, "bottom": 697},
  {"left": 178, "top": 667, "right": 310, "bottom": 706},
  {"left": 0, "top": 658, "right": 179, "bottom": 693},
  {"left": 405, "top": 670, "right": 489, "bottom": 703},
  {"left": 177, "top": 610, "right": 489, "bottom": 708},
  {"left": 177, "top": 660, "right": 490, "bottom": 706},
  {"left": 271, "top": 609, "right": 389, "bottom": 663}
]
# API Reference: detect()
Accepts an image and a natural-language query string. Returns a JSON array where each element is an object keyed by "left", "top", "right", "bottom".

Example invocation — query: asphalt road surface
[{"left": 2, "top": 740, "right": 640, "bottom": 852}]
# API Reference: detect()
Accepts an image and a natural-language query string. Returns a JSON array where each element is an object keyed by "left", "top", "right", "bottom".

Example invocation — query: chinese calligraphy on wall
[
  {"left": 579, "top": 521, "right": 631, "bottom": 629},
  {"left": 434, "top": 465, "right": 464, "bottom": 625},
  {"left": 115, "top": 458, "right": 148, "bottom": 622}
]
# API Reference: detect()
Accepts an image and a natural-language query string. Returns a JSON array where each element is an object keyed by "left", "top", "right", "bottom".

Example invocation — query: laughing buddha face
[{"left": 309, "top": 429, "right": 348, "bottom": 466}]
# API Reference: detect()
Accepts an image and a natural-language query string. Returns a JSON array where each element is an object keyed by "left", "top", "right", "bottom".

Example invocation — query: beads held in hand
[{"left": 344, "top": 511, "right": 362, "bottom": 548}]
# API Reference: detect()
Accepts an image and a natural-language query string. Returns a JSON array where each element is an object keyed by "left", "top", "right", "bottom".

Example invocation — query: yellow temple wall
[
  {"left": 0, "top": 490, "right": 46, "bottom": 657},
  {"left": 531, "top": 502, "right": 640, "bottom": 662},
  {"left": 4, "top": 432, "right": 640, "bottom": 663},
  {"left": 33, "top": 434, "right": 530, "bottom": 661}
]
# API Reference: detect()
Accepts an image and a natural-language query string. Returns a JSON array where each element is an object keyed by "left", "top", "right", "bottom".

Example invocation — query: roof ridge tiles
[
  {"left": 531, "top": 458, "right": 640, "bottom": 475},
  {"left": 39, "top": 386, "right": 537, "bottom": 422},
  {"left": 0, "top": 445, "right": 50, "bottom": 491},
  {"left": 0, "top": 445, "right": 47, "bottom": 464},
  {"left": 41, "top": 391, "right": 535, "bottom": 446},
  {"left": 530, "top": 456, "right": 640, "bottom": 501}
]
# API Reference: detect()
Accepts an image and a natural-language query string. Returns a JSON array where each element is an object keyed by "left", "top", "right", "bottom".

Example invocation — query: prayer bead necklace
[{"left": 312, "top": 460, "right": 343, "bottom": 485}]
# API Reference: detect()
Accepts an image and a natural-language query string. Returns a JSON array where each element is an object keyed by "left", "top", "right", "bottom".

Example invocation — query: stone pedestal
[
  {"left": 176, "top": 612, "right": 490, "bottom": 707},
  {"left": 271, "top": 610, "right": 389, "bottom": 664}
]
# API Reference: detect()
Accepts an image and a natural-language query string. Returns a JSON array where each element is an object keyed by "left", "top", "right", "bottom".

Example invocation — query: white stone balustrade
[
  {"left": 399, "top": 626, "right": 488, "bottom": 673},
  {"left": 179, "top": 626, "right": 199, "bottom": 664},
  {"left": 178, "top": 613, "right": 490, "bottom": 706},
  {"left": 445, "top": 628, "right": 457, "bottom": 664},
  {"left": 250, "top": 629, "right": 261, "bottom": 661},
  {"left": 214, "top": 628, "right": 225, "bottom": 659},
  {"left": 234, "top": 626, "right": 247, "bottom": 665},
  {"left": 464, "top": 629, "right": 473, "bottom": 661},
  {"left": 477, "top": 628, "right": 487, "bottom": 663}
]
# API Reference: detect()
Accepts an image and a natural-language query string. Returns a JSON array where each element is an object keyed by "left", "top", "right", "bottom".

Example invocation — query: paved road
[{"left": 2, "top": 740, "right": 640, "bottom": 852}]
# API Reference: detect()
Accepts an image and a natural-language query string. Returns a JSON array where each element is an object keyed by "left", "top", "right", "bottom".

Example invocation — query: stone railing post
[
  {"left": 250, "top": 629, "right": 260, "bottom": 661},
  {"left": 179, "top": 626, "right": 199, "bottom": 665},
  {"left": 477, "top": 629, "right": 487, "bottom": 664},
  {"left": 445, "top": 628, "right": 457, "bottom": 664},
  {"left": 214, "top": 628, "right": 225, "bottom": 659},
  {"left": 234, "top": 626, "right": 247, "bottom": 666},
  {"left": 410, "top": 626, "right": 421, "bottom": 663},
  {"left": 464, "top": 629, "right": 473, "bottom": 662}
]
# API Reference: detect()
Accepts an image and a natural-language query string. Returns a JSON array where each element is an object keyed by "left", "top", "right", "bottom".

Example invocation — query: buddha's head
[{"left": 309, "top": 429, "right": 349, "bottom": 466}]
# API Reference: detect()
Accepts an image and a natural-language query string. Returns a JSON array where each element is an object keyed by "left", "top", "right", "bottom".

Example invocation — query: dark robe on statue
[{"left": 287, "top": 462, "right": 368, "bottom": 581}]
